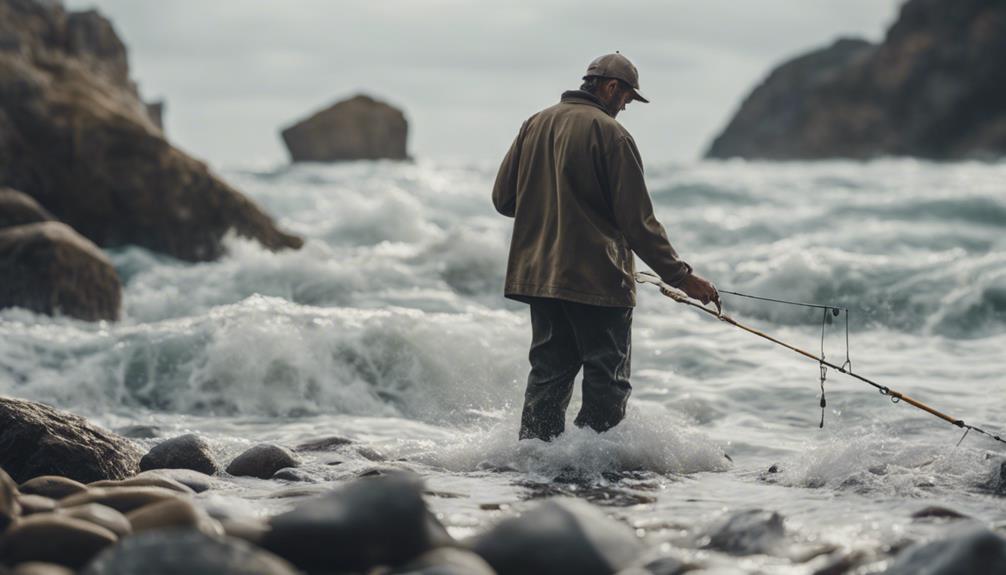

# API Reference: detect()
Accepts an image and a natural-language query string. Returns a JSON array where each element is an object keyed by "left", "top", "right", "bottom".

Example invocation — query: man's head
[{"left": 581, "top": 52, "right": 648, "bottom": 118}]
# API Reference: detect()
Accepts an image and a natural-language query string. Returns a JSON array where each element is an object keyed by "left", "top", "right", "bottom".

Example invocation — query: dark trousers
[{"left": 519, "top": 297, "right": 632, "bottom": 441}]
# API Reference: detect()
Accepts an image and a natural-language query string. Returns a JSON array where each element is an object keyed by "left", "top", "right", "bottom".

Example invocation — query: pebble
[
  {"left": 139, "top": 433, "right": 219, "bottom": 475},
  {"left": 18, "top": 494, "right": 57, "bottom": 515},
  {"left": 294, "top": 436, "right": 353, "bottom": 452},
  {"left": 0, "top": 514, "right": 117, "bottom": 569},
  {"left": 126, "top": 498, "right": 223, "bottom": 537},
  {"left": 18, "top": 476, "right": 88, "bottom": 500},
  {"left": 59, "top": 486, "right": 182, "bottom": 514},
  {"left": 58, "top": 503, "right": 132, "bottom": 538},
  {"left": 89, "top": 475, "right": 195, "bottom": 494},
  {"left": 226, "top": 444, "right": 301, "bottom": 479}
]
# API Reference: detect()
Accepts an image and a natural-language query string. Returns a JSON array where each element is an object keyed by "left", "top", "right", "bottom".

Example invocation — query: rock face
[
  {"left": 0, "top": 187, "right": 54, "bottom": 228},
  {"left": 139, "top": 434, "right": 219, "bottom": 476},
  {"left": 0, "top": 0, "right": 302, "bottom": 261},
  {"left": 282, "top": 94, "right": 409, "bottom": 162},
  {"left": 707, "top": 0, "right": 1006, "bottom": 160},
  {"left": 0, "top": 397, "right": 142, "bottom": 484},
  {"left": 0, "top": 222, "right": 121, "bottom": 321}
]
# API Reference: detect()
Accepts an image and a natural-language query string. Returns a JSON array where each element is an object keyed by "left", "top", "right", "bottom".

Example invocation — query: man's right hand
[{"left": 678, "top": 273, "right": 720, "bottom": 312}]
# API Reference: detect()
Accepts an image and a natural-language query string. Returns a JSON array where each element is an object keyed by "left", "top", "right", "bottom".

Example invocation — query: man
[{"left": 492, "top": 52, "right": 719, "bottom": 441}]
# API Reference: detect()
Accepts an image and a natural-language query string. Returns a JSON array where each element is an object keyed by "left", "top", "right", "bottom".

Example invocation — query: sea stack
[
  {"left": 706, "top": 0, "right": 1006, "bottom": 160},
  {"left": 281, "top": 94, "right": 409, "bottom": 162}
]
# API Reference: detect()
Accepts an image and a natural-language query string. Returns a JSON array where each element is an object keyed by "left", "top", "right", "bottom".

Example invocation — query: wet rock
[
  {"left": 469, "top": 497, "right": 643, "bottom": 575},
  {"left": 813, "top": 550, "right": 866, "bottom": 575},
  {"left": 266, "top": 485, "right": 331, "bottom": 499},
  {"left": 391, "top": 547, "right": 495, "bottom": 575},
  {"left": 90, "top": 475, "right": 195, "bottom": 494},
  {"left": 357, "top": 446, "right": 388, "bottom": 461},
  {"left": 0, "top": 514, "right": 117, "bottom": 569},
  {"left": 18, "top": 476, "right": 88, "bottom": 500},
  {"left": 271, "top": 467, "right": 316, "bottom": 482},
  {"left": 139, "top": 433, "right": 219, "bottom": 475},
  {"left": 126, "top": 498, "right": 223, "bottom": 537},
  {"left": 282, "top": 93, "right": 409, "bottom": 162},
  {"left": 619, "top": 556, "right": 692, "bottom": 575},
  {"left": 294, "top": 435, "right": 353, "bottom": 452},
  {"left": 263, "top": 474, "right": 452, "bottom": 572},
  {"left": 704, "top": 509, "right": 785, "bottom": 555},
  {"left": 58, "top": 503, "right": 131, "bottom": 538},
  {"left": 59, "top": 486, "right": 181, "bottom": 514},
  {"left": 0, "top": 0, "right": 303, "bottom": 262},
  {"left": 883, "top": 525, "right": 1006, "bottom": 574},
  {"left": 18, "top": 494, "right": 56, "bottom": 515},
  {"left": 113, "top": 424, "right": 160, "bottom": 439},
  {"left": 1, "top": 466, "right": 20, "bottom": 532},
  {"left": 81, "top": 530, "right": 298, "bottom": 575},
  {"left": 11, "top": 563, "right": 75, "bottom": 575},
  {"left": 0, "top": 397, "right": 142, "bottom": 483},
  {"left": 0, "top": 222, "right": 121, "bottom": 321},
  {"left": 226, "top": 444, "right": 300, "bottom": 479},
  {"left": 135, "top": 468, "right": 218, "bottom": 493},
  {"left": 995, "top": 461, "right": 1006, "bottom": 496},
  {"left": 911, "top": 506, "right": 969, "bottom": 520},
  {"left": 0, "top": 188, "right": 53, "bottom": 229}
]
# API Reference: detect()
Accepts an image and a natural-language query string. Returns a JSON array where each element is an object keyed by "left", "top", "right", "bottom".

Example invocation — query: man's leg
[
  {"left": 564, "top": 301, "right": 632, "bottom": 433},
  {"left": 519, "top": 297, "right": 582, "bottom": 441}
]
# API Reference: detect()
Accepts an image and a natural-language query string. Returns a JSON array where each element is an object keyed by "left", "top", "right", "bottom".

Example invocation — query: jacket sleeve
[
  {"left": 608, "top": 135, "right": 693, "bottom": 287},
  {"left": 491, "top": 122, "right": 526, "bottom": 218}
]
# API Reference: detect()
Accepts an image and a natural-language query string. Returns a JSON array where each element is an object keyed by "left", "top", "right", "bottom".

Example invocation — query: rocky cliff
[{"left": 707, "top": 0, "right": 1006, "bottom": 160}]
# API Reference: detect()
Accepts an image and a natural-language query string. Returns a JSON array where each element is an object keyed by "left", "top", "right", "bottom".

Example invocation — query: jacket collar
[{"left": 561, "top": 90, "right": 612, "bottom": 116}]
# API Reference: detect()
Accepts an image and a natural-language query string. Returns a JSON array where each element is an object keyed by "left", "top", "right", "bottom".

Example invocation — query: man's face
[{"left": 599, "top": 79, "right": 634, "bottom": 118}]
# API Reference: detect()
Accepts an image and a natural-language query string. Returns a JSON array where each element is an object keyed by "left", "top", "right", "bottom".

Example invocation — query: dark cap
[{"left": 583, "top": 52, "right": 649, "bottom": 103}]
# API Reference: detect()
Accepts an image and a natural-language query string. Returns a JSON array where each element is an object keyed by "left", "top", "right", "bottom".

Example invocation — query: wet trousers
[{"left": 519, "top": 297, "right": 632, "bottom": 441}]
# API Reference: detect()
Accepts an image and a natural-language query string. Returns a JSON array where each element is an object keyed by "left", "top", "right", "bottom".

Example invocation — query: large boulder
[
  {"left": 468, "top": 498, "right": 643, "bottom": 575},
  {"left": 0, "top": 0, "right": 302, "bottom": 261},
  {"left": 0, "top": 187, "right": 53, "bottom": 228},
  {"left": 0, "top": 397, "right": 142, "bottom": 484},
  {"left": 282, "top": 94, "right": 409, "bottom": 162},
  {"left": 707, "top": 0, "right": 1006, "bottom": 160},
  {"left": 0, "top": 222, "right": 121, "bottom": 321}
]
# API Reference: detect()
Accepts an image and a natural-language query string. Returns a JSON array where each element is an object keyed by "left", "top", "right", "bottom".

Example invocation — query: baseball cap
[{"left": 583, "top": 52, "right": 649, "bottom": 103}]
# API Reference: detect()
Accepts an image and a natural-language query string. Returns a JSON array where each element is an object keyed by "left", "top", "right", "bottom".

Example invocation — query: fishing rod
[{"left": 635, "top": 270, "right": 1006, "bottom": 448}]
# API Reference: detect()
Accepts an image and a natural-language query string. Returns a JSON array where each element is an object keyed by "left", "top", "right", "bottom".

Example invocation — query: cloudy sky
[{"left": 65, "top": 0, "right": 903, "bottom": 170}]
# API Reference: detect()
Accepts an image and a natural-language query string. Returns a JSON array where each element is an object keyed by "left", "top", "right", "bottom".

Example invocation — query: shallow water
[{"left": 2, "top": 158, "right": 1005, "bottom": 572}]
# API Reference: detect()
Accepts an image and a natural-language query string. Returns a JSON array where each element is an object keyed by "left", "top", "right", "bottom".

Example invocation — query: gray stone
[
  {"left": 58, "top": 503, "right": 131, "bottom": 538},
  {"left": 391, "top": 547, "right": 496, "bottom": 575},
  {"left": 282, "top": 94, "right": 409, "bottom": 162},
  {"left": 469, "top": 497, "right": 643, "bottom": 575},
  {"left": 114, "top": 425, "right": 160, "bottom": 439},
  {"left": 911, "top": 506, "right": 968, "bottom": 520},
  {"left": 90, "top": 475, "right": 195, "bottom": 494},
  {"left": 226, "top": 444, "right": 300, "bottom": 479},
  {"left": 18, "top": 493, "right": 56, "bottom": 515},
  {"left": 882, "top": 525, "right": 1006, "bottom": 575},
  {"left": 19, "top": 476, "right": 88, "bottom": 500},
  {"left": 0, "top": 397, "right": 142, "bottom": 484},
  {"left": 263, "top": 474, "right": 452, "bottom": 572},
  {"left": 271, "top": 467, "right": 316, "bottom": 482},
  {"left": 81, "top": 530, "right": 298, "bottom": 575},
  {"left": 0, "top": 222, "right": 121, "bottom": 321},
  {"left": 294, "top": 435, "right": 353, "bottom": 452},
  {"left": 135, "top": 468, "right": 218, "bottom": 493},
  {"left": 704, "top": 509, "right": 786, "bottom": 555},
  {"left": 59, "top": 486, "right": 181, "bottom": 514},
  {"left": 0, "top": 187, "right": 53, "bottom": 229},
  {"left": 0, "top": 514, "right": 117, "bottom": 569},
  {"left": 139, "top": 433, "right": 219, "bottom": 475},
  {"left": 126, "top": 498, "right": 223, "bottom": 537}
]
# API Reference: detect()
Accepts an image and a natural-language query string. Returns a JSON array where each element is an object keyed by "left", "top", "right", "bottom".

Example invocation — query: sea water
[{"left": 2, "top": 158, "right": 1004, "bottom": 572}]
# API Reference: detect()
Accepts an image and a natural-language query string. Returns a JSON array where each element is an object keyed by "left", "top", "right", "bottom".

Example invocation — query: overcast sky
[{"left": 65, "top": 0, "right": 903, "bottom": 170}]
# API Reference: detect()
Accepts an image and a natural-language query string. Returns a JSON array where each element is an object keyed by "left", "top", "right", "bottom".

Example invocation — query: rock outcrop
[
  {"left": 707, "top": 0, "right": 1006, "bottom": 160},
  {"left": 0, "top": 397, "right": 142, "bottom": 484},
  {"left": 0, "top": 222, "right": 121, "bottom": 320},
  {"left": 282, "top": 94, "right": 409, "bottom": 162},
  {"left": 0, "top": 0, "right": 302, "bottom": 261}
]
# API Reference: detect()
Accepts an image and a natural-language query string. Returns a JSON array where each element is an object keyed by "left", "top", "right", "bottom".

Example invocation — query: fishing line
[{"left": 636, "top": 271, "right": 1005, "bottom": 448}]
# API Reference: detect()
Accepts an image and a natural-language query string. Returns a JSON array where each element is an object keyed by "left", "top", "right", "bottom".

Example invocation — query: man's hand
[{"left": 678, "top": 273, "right": 720, "bottom": 313}]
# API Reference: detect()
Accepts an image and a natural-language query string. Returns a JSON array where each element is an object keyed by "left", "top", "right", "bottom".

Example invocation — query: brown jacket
[{"left": 493, "top": 90, "right": 692, "bottom": 307}]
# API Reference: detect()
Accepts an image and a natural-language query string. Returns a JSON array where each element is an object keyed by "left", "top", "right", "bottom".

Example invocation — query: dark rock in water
[
  {"left": 294, "top": 435, "right": 353, "bottom": 452},
  {"left": 0, "top": 514, "right": 118, "bottom": 569},
  {"left": 357, "top": 446, "right": 388, "bottom": 461},
  {"left": 135, "top": 468, "right": 217, "bottom": 493},
  {"left": 767, "top": 464, "right": 780, "bottom": 474},
  {"left": 707, "top": 0, "right": 1006, "bottom": 160},
  {"left": 90, "top": 475, "right": 195, "bottom": 495},
  {"left": 704, "top": 509, "right": 786, "bottom": 555},
  {"left": 81, "top": 530, "right": 298, "bottom": 575},
  {"left": 226, "top": 444, "right": 300, "bottom": 479},
  {"left": 0, "top": 222, "right": 121, "bottom": 321},
  {"left": 625, "top": 556, "right": 692, "bottom": 575},
  {"left": 59, "top": 486, "right": 181, "bottom": 514},
  {"left": 1, "top": 466, "right": 21, "bottom": 532},
  {"left": 911, "top": 506, "right": 969, "bottom": 520},
  {"left": 0, "top": 187, "right": 54, "bottom": 229},
  {"left": 114, "top": 425, "right": 160, "bottom": 439},
  {"left": 390, "top": 547, "right": 495, "bottom": 575},
  {"left": 58, "top": 503, "right": 132, "bottom": 538},
  {"left": 139, "top": 433, "right": 219, "bottom": 475},
  {"left": 262, "top": 474, "right": 452, "bottom": 572},
  {"left": 0, "top": 0, "right": 302, "bottom": 261},
  {"left": 18, "top": 494, "right": 56, "bottom": 515},
  {"left": 882, "top": 525, "right": 1006, "bottom": 574},
  {"left": 0, "top": 397, "right": 141, "bottom": 483},
  {"left": 10, "top": 562, "right": 76, "bottom": 575},
  {"left": 469, "top": 497, "right": 643, "bottom": 575},
  {"left": 19, "top": 476, "right": 88, "bottom": 500},
  {"left": 271, "top": 467, "right": 316, "bottom": 483},
  {"left": 282, "top": 94, "right": 409, "bottom": 162},
  {"left": 995, "top": 461, "right": 1006, "bottom": 496},
  {"left": 126, "top": 498, "right": 223, "bottom": 537}
]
